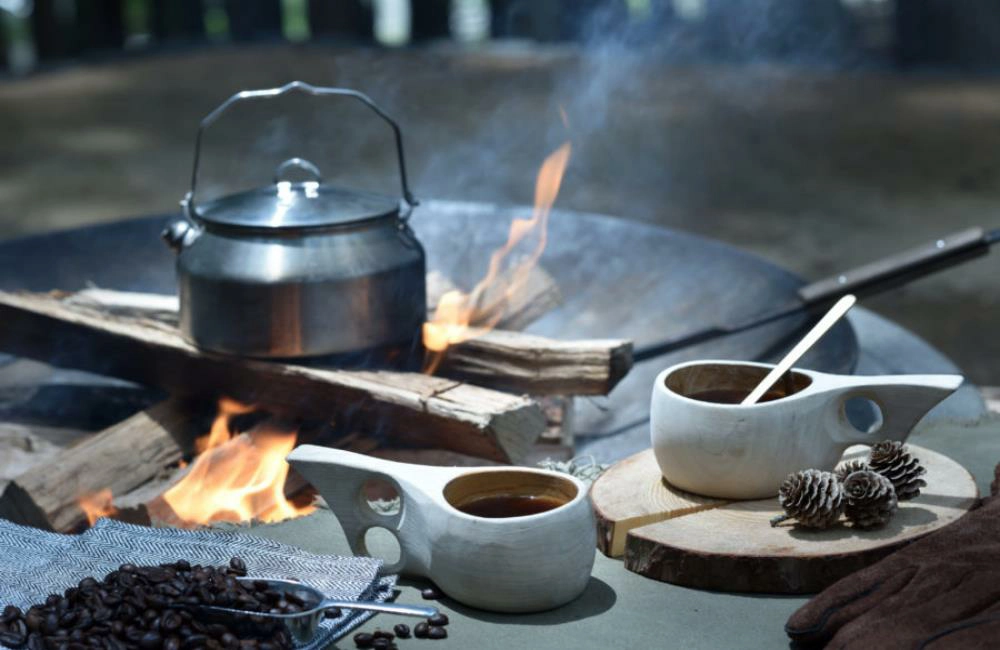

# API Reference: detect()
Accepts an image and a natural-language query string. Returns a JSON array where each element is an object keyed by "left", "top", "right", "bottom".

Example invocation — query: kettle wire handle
[{"left": 185, "top": 81, "right": 419, "bottom": 220}]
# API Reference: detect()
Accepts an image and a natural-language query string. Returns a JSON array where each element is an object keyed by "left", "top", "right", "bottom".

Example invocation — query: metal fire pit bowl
[{"left": 0, "top": 199, "right": 979, "bottom": 462}]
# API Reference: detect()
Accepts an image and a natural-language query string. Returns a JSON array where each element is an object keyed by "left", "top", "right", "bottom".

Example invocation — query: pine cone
[
  {"left": 834, "top": 459, "right": 871, "bottom": 483},
  {"left": 868, "top": 441, "right": 927, "bottom": 501},
  {"left": 843, "top": 470, "right": 898, "bottom": 529},
  {"left": 771, "top": 469, "right": 844, "bottom": 529}
]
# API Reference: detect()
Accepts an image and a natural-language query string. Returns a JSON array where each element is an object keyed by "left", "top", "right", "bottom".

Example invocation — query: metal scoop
[{"left": 195, "top": 577, "right": 438, "bottom": 646}]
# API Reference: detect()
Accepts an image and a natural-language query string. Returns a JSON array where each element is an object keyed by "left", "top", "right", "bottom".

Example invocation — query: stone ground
[{"left": 0, "top": 42, "right": 997, "bottom": 382}]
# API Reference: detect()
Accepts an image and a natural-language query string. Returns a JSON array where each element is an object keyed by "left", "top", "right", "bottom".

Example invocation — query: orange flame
[
  {"left": 159, "top": 399, "right": 314, "bottom": 527},
  {"left": 78, "top": 489, "right": 119, "bottom": 526},
  {"left": 423, "top": 142, "right": 572, "bottom": 367}
]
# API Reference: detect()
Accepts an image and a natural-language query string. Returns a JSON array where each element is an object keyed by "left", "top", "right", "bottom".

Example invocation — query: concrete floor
[{"left": 0, "top": 43, "right": 997, "bottom": 382}]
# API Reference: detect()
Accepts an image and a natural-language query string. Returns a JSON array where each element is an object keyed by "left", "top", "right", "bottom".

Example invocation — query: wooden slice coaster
[{"left": 592, "top": 444, "right": 978, "bottom": 594}]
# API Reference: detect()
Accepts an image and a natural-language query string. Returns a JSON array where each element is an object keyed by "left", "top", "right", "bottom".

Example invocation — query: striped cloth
[{"left": 0, "top": 518, "right": 394, "bottom": 649}]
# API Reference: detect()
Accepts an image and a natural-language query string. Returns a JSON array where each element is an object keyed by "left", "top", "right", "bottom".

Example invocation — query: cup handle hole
[{"left": 843, "top": 396, "right": 884, "bottom": 435}]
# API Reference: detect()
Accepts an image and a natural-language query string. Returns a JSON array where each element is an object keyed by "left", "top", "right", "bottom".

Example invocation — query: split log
[
  {"left": 439, "top": 329, "right": 632, "bottom": 395},
  {"left": 537, "top": 395, "right": 574, "bottom": 446},
  {"left": 0, "top": 399, "right": 203, "bottom": 532},
  {"left": 0, "top": 291, "right": 544, "bottom": 462},
  {"left": 60, "top": 289, "right": 629, "bottom": 395}
]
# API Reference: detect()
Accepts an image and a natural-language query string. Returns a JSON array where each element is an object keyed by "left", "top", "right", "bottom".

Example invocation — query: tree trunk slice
[
  {"left": 593, "top": 445, "right": 978, "bottom": 594},
  {"left": 592, "top": 449, "right": 729, "bottom": 557}
]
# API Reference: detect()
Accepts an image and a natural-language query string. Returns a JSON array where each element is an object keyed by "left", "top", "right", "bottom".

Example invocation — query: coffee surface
[
  {"left": 688, "top": 388, "right": 788, "bottom": 404},
  {"left": 456, "top": 494, "right": 566, "bottom": 518}
]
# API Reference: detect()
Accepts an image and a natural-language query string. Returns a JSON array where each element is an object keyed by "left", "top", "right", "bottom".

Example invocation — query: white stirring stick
[{"left": 741, "top": 294, "right": 858, "bottom": 405}]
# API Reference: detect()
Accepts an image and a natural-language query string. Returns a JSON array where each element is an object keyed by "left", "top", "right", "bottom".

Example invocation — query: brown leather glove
[{"left": 786, "top": 464, "right": 1000, "bottom": 649}]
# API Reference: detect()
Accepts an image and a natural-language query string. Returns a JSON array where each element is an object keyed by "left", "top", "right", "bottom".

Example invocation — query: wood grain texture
[
  {"left": 439, "top": 329, "right": 632, "bottom": 395},
  {"left": 0, "top": 399, "right": 201, "bottom": 531},
  {"left": 63, "top": 288, "right": 614, "bottom": 395},
  {"left": 598, "top": 445, "right": 978, "bottom": 594},
  {"left": 592, "top": 449, "right": 728, "bottom": 557},
  {"left": 0, "top": 291, "right": 545, "bottom": 463}
]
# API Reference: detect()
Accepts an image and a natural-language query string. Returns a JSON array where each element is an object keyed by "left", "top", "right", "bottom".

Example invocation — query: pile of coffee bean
[
  {"left": 353, "top": 612, "right": 449, "bottom": 649},
  {"left": 0, "top": 558, "right": 304, "bottom": 650}
]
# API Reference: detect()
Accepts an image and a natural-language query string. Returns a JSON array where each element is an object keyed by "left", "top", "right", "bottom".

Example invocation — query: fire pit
[{"left": 0, "top": 198, "right": 980, "bottom": 535}]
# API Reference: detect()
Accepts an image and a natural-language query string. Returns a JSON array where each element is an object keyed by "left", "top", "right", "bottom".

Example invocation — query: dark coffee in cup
[{"left": 456, "top": 495, "right": 566, "bottom": 518}]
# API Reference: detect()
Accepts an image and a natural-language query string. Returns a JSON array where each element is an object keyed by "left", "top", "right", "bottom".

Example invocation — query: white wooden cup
[
  {"left": 650, "top": 360, "right": 963, "bottom": 500},
  {"left": 286, "top": 446, "right": 596, "bottom": 613}
]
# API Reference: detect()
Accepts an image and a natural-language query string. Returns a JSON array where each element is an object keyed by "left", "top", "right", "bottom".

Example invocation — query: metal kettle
[{"left": 162, "top": 82, "right": 426, "bottom": 359}]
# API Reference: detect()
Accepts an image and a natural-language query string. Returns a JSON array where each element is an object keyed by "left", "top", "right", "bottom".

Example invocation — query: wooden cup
[
  {"left": 286, "top": 446, "right": 596, "bottom": 613},
  {"left": 650, "top": 360, "right": 963, "bottom": 499}
]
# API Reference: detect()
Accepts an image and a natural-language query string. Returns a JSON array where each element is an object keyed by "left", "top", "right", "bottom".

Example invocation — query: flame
[
  {"left": 78, "top": 489, "right": 118, "bottom": 526},
  {"left": 423, "top": 142, "right": 571, "bottom": 367},
  {"left": 159, "top": 399, "right": 314, "bottom": 526}
]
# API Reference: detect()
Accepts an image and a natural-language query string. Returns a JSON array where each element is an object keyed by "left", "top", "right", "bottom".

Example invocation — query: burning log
[
  {"left": 426, "top": 266, "right": 562, "bottom": 331},
  {"left": 0, "top": 399, "right": 203, "bottom": 532},
  {"left": 0, "top": 291, "right": 544, "bottom": 462},
  {"left": 438, "top": 329, "right": 632, "bottom": 395},
  {"left": 57, "top": 288, "right": 627, "bottom": 395}
]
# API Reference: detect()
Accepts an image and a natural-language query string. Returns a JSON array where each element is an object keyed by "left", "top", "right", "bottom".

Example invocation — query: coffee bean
[
  {"left": 371, "top": 639, "right": 391, "bottom": 650},
  {"left": 25, "top": 612, "right": 42, "bottom": 632},
  {"left": 2, "top": 605, "right": 22, "bottom": 624},
  {"left": 0, "top": 631, "right": 26, "bottom": 648},
  {"left": 12, "top": 621, "right": 28, "bottom": 639},
  {"left": 392, "top": 624, "right": 410, "bottom": 639},
  {"left": 413, "top": 622, "right": 429, "bottom": 638},
  {"left": 427, "top": 626, "right": 448, "bottom": 640},
  {"left": 353, "top": 632, "right": 374, "bottom": 648},
  {"left": 105, "top": 637, "right": 125, "bottom": 650},
  {"left": 420, "top": 586, "right": 442, "bottom": 600},
  {"left": 13, "top": 561, "right": 305, "bottom": 650},
  {"left": 228, "top": 558, "right": 247, "bottom": 576},
  {"left": 42, "top": 613, "right": 59, "bottom": 635},
  {"left": 205, "top": 624, "right": 227, "bottom": 639},
  {"left": 159, "top": 612, "right": 181, "bottom": 633},
  {"left": 427, "top": 612, "right": 449, "bottom": 627},
  {"left": 138, "top": 631, "right": 162, "bottom": 650}
]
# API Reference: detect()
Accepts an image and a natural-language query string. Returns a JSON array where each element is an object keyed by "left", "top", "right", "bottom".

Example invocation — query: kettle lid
[{"left": 192, "top": 158, "right": 401, "bottom": 229}]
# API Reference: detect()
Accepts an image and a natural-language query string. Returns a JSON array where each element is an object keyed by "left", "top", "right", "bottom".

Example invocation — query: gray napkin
[{"left": 0, "top": 518, "right": 395, "bottom": 649}]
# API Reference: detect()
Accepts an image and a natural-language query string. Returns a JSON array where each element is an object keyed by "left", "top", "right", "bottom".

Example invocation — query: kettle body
[{"left": 163, "top": 82, "right": 426, "bottom": 359}]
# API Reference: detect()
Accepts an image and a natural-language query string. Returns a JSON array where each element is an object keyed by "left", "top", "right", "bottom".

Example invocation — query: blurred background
[{"left": 0, "top": 0, "right": 997, "bottom": 383}]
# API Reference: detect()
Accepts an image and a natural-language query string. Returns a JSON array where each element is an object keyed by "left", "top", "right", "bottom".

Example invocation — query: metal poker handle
[{"left": 185, "top": 81, "right": 418, "bottom": 219}]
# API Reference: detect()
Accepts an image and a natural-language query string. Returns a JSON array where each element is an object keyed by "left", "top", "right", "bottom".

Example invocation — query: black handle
[
  {"left": 797, "top": 227, "right": 993, "bottom": 308},
  {"left": 632, "top": 226, "right": 998, "bottom": 364}
]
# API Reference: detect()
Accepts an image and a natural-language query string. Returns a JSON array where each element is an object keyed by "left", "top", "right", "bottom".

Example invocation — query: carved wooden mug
[
  {"left": 286, "top": 446, "right": 596, "bottom": 613},
  {"left": 650, "top": 360, "right": 963, "bottom": 499}
]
